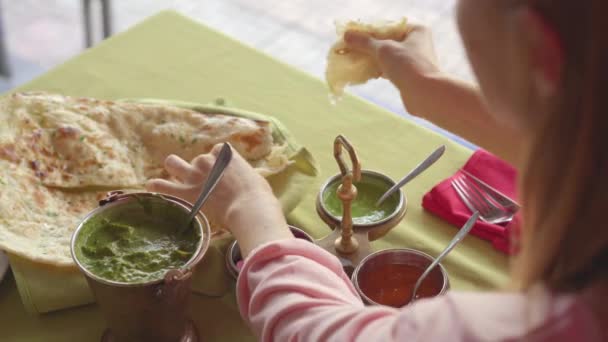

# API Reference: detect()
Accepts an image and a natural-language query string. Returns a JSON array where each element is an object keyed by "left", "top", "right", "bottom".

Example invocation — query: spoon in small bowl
[
  {"left": 410, "top": 211, "right": 480, "bottom": 302},
  {"left": 179, "top": 143, "right": 233, "bottom": 233},
  {"left": 375, "top": 145, "right": 446, "bottom": 206}
]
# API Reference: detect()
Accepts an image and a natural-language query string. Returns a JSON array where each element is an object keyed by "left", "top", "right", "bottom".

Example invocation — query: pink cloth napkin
[{"left": 422, "top": 150, "right": 520, "bottom": 255}]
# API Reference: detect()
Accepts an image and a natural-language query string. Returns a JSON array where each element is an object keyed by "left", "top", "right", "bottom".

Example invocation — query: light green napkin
[{"left": 7, "top": 100, "right": 319, "bottom": 314}]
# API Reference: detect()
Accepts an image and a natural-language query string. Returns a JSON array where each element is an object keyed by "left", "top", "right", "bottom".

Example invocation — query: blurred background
[{"left": 0, "top": 0, "right": 473, "bottom": 140}]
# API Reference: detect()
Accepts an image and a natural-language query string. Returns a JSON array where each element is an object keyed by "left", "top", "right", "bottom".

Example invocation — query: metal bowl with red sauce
[{"left": 351, "top": 248, "right": 449, "bottom": 307}]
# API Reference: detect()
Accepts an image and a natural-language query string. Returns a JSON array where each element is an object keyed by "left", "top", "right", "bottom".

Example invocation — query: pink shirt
[{"left": 237, "top": 239, "right": 603, "bottom": 341}]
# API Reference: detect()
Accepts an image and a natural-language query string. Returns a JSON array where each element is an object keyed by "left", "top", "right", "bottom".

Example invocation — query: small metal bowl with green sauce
[
  {"left": 316, "top": 170, "right": 407, "bottom": 241},
  {"left": 71, "top": 191, "right": 211, "bottom": 342}
]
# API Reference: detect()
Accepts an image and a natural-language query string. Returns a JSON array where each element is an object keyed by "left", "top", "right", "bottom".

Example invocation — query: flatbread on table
[
  {"left": 325, "top": 18, "right": 409, "bottom": 100},
  {"left": 0, "top": 92, "right": 293, "bottom": 267}
]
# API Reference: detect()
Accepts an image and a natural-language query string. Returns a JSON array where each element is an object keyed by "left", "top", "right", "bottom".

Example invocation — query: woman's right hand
[
  {"left": 344, "top": 25, "right": 442, "bottom": 116},
  {"left": 146, "top": 144, "right": 292, "bottom": 256},
  {"left": 146, "top": 144, "right": 276, "bottom": 229}
]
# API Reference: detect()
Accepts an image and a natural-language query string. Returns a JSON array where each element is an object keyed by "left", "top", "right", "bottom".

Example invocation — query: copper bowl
[
  {"left": 316, "top": 170, "right": 407, "bottom": 241},
  {"left": 71, "top": 192, "right": 211, "bottom": 342},
  {"left": 226, "top": 226, "right": 314, "bottom": 279},
  {"left": 351, "top": 248, "right": 449, "bottom": 307}
]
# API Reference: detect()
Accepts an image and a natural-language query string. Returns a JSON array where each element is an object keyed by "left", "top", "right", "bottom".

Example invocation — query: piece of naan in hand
[
  {"left": 0, "top": 92, "right": 291, "bottom": 267},
  {"left": 325, "top": 18, "right": 408, "bottom": 100}
]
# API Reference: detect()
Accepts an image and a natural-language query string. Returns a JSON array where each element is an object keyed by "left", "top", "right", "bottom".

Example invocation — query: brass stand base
[
  {"left": 101, "top": 320, "right": 199, "bottom": 342},
  {"left": 316, "top": 229, "right": 372, "bottom": 276}
]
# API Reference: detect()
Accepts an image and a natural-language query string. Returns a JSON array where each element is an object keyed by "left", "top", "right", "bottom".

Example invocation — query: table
[{"left": 0, "top": 10, "right": 508, "bottom": 341}]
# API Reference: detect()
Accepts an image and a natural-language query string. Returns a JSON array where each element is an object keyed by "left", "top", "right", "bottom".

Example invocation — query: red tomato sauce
[{"left": 358, "top": 263, "right": 442, "bottom": 307}]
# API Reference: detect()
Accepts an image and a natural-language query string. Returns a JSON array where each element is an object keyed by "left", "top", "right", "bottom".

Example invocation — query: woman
[{"left": 147, "top": 0, "right": 607, "bottom": 340}]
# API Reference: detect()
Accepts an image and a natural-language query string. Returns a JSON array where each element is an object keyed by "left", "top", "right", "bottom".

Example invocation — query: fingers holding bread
[{"left": 325, "top": 18, "right": 410, "bottom": 100}]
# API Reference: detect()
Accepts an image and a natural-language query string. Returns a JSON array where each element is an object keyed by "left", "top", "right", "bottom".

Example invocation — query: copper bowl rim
[
  {"left": 317, "top": 170, "right": 405, "bottom": 227},
  {"left": 351, "top": 248, "right": 450, "bottom": 306},
  {"left": 71, "top": 192, "right": 211, "bottom": 287}
]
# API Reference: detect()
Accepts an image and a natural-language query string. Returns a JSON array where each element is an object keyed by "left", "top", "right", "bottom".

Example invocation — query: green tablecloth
[{"left": 0, "top": 10, "right": 508, "bottom": 341}]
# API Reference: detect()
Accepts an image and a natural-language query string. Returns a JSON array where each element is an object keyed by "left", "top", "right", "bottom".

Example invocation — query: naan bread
[
  {"left": 0, "top": 164, "right": 108, "bottom": 266},
  {"left": 325, "top": 18, "right": 408, "bottom": 100},
  {"left": 0, "top": 92, "right": 292, "bottom": 266}
]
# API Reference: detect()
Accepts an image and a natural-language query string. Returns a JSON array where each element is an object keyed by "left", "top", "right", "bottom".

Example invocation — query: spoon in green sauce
[
  {"left": 375, "top": 145, "right": 446, "bottom": 206},
  {"left": 180, "top": 143, "right": 232, "bottom": 233}
]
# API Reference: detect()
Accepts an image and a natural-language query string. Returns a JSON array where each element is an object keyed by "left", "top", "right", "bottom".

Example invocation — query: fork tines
[{"left": 451, "top": 175, "right": 515, "bottom": 224}]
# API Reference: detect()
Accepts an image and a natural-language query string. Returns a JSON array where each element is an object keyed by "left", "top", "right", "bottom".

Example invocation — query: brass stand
[{"left": 315, "top": 135, "right": 373, "bottom": 274}]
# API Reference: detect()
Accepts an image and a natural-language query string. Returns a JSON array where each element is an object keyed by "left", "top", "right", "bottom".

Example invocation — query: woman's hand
[
  {"left": 344, "top": 25, "right": 441, "bottom": 116},
  {"left": 146, "top": 144, "right": 292, "bottom": 256}
]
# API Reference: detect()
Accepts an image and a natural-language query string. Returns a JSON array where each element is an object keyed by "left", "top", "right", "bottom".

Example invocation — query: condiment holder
[
  {"left": 314, "top": 135, "right": 407, "bottom": 274},
  {"left": 313, "top": 136, "right": 450, "bottom": 308},
  {"left": 71, "top": 191, "right": 211, "bottom": 342}
]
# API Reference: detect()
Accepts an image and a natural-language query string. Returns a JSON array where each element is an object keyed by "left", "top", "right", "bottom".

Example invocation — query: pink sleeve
[
  {"left": 236, "top": 239, "right": 594, "bottom": 342},
  {"left": 236, "top": 239, "right": 402, "bottom": 341}
]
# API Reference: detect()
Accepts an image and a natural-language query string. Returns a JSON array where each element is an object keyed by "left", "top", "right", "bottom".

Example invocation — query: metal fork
[
  {"left": 451, "top": 175, "right": 515, "bottom": 224},
  {"left": 460, "top": 170, "right": 520, "bottom": 212}
]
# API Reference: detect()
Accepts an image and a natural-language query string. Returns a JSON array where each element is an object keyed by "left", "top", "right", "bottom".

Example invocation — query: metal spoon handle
[
  {"left": 182, "top": 143, "right": 233, "bottom": 231},
  {"left": 411, "top": 211, "right": 480, "bottom": 301},
  {"left": 376, "top": 145, "right": 446, "bottom": 206}
]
